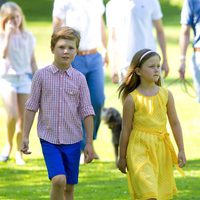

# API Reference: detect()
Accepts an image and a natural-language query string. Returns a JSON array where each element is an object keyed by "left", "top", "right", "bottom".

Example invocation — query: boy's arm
[
  {"left": 83, "top": 115, "right": 94, "bottom": 163},
  {"left": 21, "top": 109, "right": 36, "bottom": 155},
  {"left": 167, "top": 90, "right": 186, "bottom": 167}
]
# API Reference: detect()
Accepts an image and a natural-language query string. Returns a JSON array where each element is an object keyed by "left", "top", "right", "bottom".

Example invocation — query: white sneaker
[
  {"left": 15, "top": 152, "right": 25, "bottom": 165},
  {"left": 79, "top": 153, "right": 85, "bottom": 165}
]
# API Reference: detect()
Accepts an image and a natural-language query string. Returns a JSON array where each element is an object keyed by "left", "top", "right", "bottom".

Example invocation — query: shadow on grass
[
  {"left": 0, "top": 159, "right": 199, "bottom": 199},
  {"left": 0, "top": 159, "right": 49, "bottom": 200},
  {"left": 174, "top": 159, "right": 200, "bottom": 199}
]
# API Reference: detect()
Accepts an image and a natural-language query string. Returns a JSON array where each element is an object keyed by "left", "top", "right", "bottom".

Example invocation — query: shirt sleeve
[
  {"left": 180, "top": 0, "right": 192, "bottom": 25},
  {"left": 106, "top": 1, "right": 113, "bottom": 28},
  {"left": 25, "top": 70, "right": 42, "bottom": 112},
  {"left": 26, "top": 31, "right": 36, "bottom": 55},
  {"left": 52, "top": 0, "right": 68, "bottom": 20},
  {"left": 152, "top": 0, "right": 163, "bottom": 20},
  {"left": 99, "top": 0, "right": 105, "bottom": 15},
  {"left": 78, "top": 75, "right": 95, "bottom": 119}
]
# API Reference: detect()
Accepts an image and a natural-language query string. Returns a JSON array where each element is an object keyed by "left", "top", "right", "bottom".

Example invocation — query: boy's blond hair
[{"left": 51, "top": 26, "right": 81, "bottom": 51}]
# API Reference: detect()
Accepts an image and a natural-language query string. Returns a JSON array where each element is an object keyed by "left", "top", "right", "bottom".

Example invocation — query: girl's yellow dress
[{"left": 127, "top": 87, "right": 182, "bottom": 200}]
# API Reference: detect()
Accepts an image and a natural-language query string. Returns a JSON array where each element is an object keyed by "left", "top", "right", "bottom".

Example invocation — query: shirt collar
[{"left": 50, "top": 64, "right": 73, "bottom": 77}]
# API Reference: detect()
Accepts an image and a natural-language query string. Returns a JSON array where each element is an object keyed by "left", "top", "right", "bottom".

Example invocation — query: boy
[{"left": 21, "top": 26, "right": 95, "bottom": 200}]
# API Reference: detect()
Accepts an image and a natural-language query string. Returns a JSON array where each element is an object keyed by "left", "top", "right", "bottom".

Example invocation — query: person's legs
[
  {"left": 191, "top": 53, "right": 200, "bottom": 102},
  {"left": 62, "top": 141, "right": 80, "bottom": 199},
  {"left": 86, "top": 53, "right": 105, "bottom": 145},
  {"left": 51, "top": 175, "right": 66, "bottom": 200},
  {"left": 15, "top": 93, "right": 29, "bottom": 165},
  {"left": 40, "top": 139, "right": 80, "bottom": 200},
  {"left": 64, "top": 184, "right": 74, "bottom": 200},
  {"left": 40, "top": 139, "right": 67, "bottom": 199},
  {"left": 72, "top": 53, "right": 105, "bottom": 154},
  {"left": 0, "top": 81, "right": 18, "bottom": 161}
]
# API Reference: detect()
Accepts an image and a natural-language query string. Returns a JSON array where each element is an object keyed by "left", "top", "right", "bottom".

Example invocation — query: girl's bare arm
[
  {"left": 118, "top": 94, "right": 134, "bottom": 173},
  {"left": 167, "top": 90, "right": 186, "bottom": 167}
]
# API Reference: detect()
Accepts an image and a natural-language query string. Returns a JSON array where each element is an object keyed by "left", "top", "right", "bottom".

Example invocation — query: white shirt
[
  {"left": 53, "top": 0, "right": 105, "bottom": 51},
  {"left": 0, "top": 31, "right": 35, "bottom": 75},
  {"left": 106, "top": 0, "right": 163, "bottom": 69}
]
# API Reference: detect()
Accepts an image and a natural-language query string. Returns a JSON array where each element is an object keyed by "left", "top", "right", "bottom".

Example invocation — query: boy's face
[{"left": 52, "top": 38, "right": 77, "bottom": 69}]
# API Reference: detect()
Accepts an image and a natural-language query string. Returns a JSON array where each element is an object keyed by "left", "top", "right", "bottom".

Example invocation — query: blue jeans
[
  {"left": 191, "top": 52, "right": 200, "bottom": 102},
  {"left": 72, "top": 52, "right": 105, "bottom": 150}
]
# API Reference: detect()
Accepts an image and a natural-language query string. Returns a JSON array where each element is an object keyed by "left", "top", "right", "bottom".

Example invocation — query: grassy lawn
[{"left": 0, "top": 0, "right": 200, "bottom": 199}]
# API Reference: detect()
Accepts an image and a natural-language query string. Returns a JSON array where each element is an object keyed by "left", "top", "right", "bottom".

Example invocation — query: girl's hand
[
  {"left": 117, "top": 157, "right": 127, "bottom": 174},
  {"left": 178, "top": 150, "right": 186, "bottom": 168},
  {"left": 5, "top": 20, "right": 16, "bottom": 36}
]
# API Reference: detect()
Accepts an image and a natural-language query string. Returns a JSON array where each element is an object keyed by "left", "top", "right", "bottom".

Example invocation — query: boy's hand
[
  {"left": 117, "top": 157, "right": 127, "bottom": 174},
  {"left": 84, "top": 143, "right": 94, "bottom": 163},
  {"left": 21, "top": 138, "right": 32, "bottom": 155},
  {"left": 178, "top": 150, "right": 186, "bottom": 168}
]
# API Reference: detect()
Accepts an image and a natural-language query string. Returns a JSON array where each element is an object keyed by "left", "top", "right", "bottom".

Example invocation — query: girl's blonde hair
[
  {"left": 118, "top": 49, "right": 161, "bottom": 102},
  {"left": 0, "top": 1, "right": 25, "bottom": 31}
]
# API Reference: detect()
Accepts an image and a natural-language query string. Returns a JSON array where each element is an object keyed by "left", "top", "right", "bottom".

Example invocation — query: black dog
[{"left": 101, "top": 107, "right": 122, "bottom": 165}]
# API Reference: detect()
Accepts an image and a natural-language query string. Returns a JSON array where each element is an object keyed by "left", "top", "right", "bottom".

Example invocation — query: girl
[
  {"left": 117, "top": 49, "right": 186, "bottom": 200},
  {"left": 0, "top": 2, "right": 37, "bottom": 165}
]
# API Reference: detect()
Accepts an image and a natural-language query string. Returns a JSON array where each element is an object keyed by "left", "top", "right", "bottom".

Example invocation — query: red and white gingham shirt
[{"left": 25, "top": 65, "right": 95, "bottom": 144}]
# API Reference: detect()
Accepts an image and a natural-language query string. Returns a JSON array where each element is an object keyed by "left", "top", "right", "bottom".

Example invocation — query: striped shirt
[{"left": 25, "top": 64, "right": 95, "bottom": 144}]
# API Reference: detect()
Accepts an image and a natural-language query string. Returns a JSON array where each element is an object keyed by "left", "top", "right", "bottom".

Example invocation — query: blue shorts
[{"left": 40, "top": 139, "right": 81, "bottom": 184}]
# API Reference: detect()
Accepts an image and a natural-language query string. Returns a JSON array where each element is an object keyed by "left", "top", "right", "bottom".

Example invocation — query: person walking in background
[
  {"left": 117, "top": 49, "right": 186, "bottom": 199},
  {"left": 21, "top": 26, "right": 95, "bottom": 200},
  {"left": 52, "top": 0, "right": 108, "bottom": 159},
  {"left": 179, "top": 0, "right": 200, "bottom": 103},
  {"left": 106, "top": 0, "right": 169, "bottom": 83},
  {"left": 0, "top": 1, "right": 37, "bottom": 165}
]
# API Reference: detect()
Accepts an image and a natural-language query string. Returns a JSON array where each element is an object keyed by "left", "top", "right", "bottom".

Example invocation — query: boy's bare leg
[
  {"left": 51, "top": 175, "right": 66, "bottom": 200},
  {"left": 64, "top": 184, "right": 74, "bottom": 200}
]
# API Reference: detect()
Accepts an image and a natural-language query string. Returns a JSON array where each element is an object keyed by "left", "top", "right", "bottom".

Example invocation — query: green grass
[{"left": 0, "top": 0, "right": 200, "bottom": 199}]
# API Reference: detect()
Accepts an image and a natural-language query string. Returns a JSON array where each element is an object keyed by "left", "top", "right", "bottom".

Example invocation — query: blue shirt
[{"left": 181, "top": 0, "right": 200, "bottom": 47}]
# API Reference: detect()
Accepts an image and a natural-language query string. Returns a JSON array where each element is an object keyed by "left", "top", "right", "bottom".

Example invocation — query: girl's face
[
  {"left": 137, "top": 55, "right": 161, "bottom": 83},
  {"left": 5, "top": 10, "right": 22, "bottom": 29}
]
